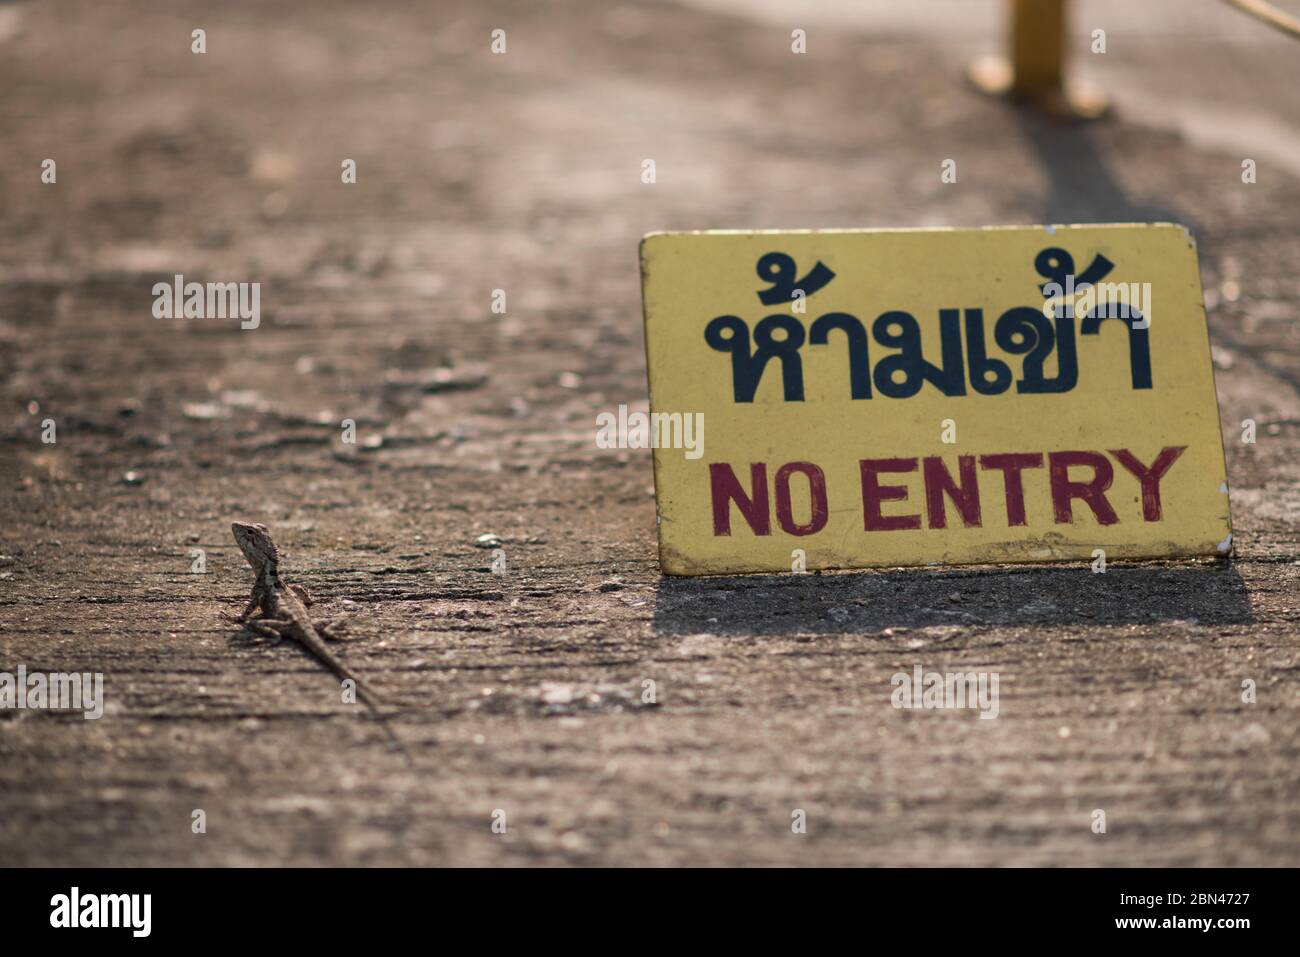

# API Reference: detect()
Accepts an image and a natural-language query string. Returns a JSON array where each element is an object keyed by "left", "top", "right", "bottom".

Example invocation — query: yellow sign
[{"left": 639, "top": 225, "right": 1231, "bottom": 576}]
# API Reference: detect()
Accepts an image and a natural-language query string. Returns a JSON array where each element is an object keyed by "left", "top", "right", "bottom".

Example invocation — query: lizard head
[{"left": 232, "top": 522, "right": 278, "bottom": 570}]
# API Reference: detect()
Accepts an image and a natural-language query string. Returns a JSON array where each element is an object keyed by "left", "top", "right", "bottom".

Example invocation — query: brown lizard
[{"left": 231, "top": 521, "right": 411, "bottom": 763}]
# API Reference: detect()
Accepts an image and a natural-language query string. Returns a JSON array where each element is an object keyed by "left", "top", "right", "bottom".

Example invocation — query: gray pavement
[{"left": 0, "top": 0, "right": 1297, "bottom": 866}]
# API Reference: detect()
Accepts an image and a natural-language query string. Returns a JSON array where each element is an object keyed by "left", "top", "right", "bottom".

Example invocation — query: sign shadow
[{"left": 652, "top": 563, "right": 1253, "bottom": 635}]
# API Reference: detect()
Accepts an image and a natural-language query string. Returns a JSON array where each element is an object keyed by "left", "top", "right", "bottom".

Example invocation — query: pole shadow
[
  {"left": 652, "top": 563, "right": 1253, "bottom": 635},
  {"left": 1016, "top": 111, "right": 1191, "bottom": 228}
]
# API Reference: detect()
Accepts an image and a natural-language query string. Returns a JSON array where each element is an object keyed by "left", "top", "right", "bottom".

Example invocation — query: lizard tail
[
  {"left": 375, "top": 716, "right": 415, "bottom": 766},
  {"left": 356, "top": 686, "right": 414, "bottom": 766}
]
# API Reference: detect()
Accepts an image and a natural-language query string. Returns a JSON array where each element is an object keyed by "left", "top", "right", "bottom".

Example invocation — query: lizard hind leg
[
  {"left": 242, "top": 619, "right": 291, "bottom": 643},
  {"left": 289, "top": 583, "right": 313, "bottom": 606},
  {"left": 315, "top": 618, "right": 360, "bottom": 641}
]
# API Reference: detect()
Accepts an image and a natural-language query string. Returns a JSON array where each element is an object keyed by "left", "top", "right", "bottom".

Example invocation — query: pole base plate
[{"left": 967, "top": 55, "right": 1110, "bottom": 120}]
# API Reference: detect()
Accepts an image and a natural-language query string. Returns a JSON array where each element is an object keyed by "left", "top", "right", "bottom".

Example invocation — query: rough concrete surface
[{"left": 0, "top": 0, "right": 1297, "bottom": 866}]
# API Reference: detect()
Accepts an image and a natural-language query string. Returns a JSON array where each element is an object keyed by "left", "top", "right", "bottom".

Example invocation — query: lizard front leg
[{"left": 237, "top": 581, "right": 268, "bottom": 622}]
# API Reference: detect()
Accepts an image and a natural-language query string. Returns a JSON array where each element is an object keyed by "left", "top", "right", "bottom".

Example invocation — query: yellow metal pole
[
  {"left": 1009, "top": 0, "right": 1065, "bottom": 97},
  {"left": 968, "top": 0, "right": 1108, "bottom": 119}
]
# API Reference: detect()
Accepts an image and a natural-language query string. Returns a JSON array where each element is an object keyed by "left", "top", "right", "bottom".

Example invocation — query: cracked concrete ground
[{"left": 0, "top": 0, "right": 1297, "bottom": 865}]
